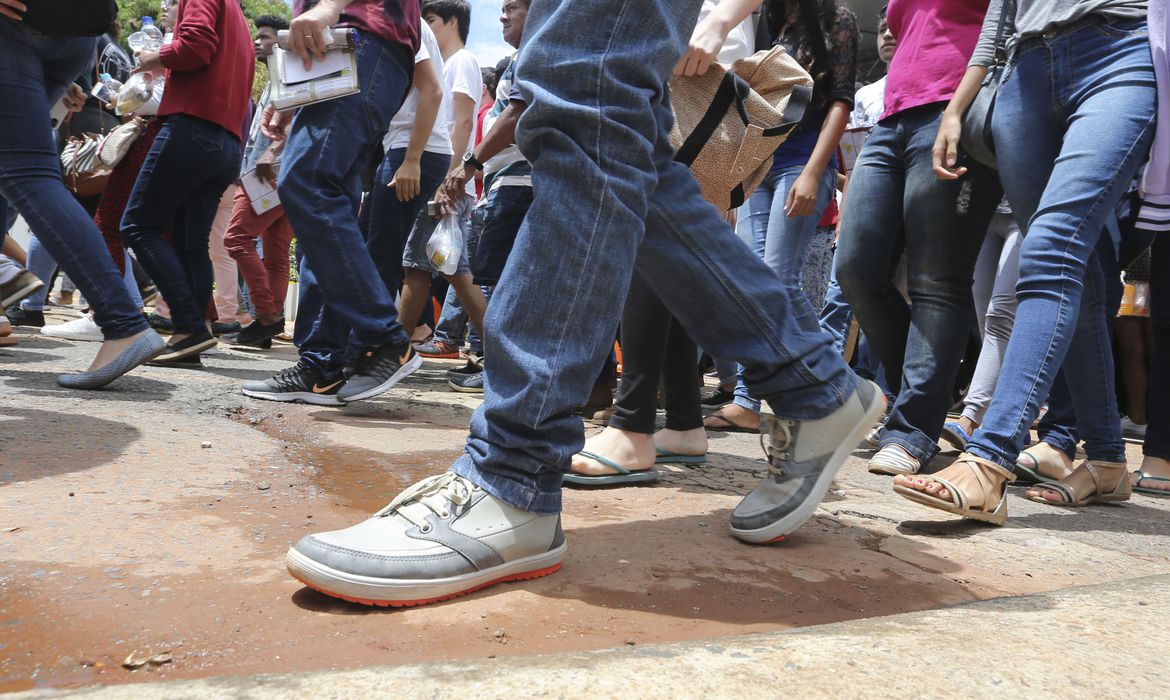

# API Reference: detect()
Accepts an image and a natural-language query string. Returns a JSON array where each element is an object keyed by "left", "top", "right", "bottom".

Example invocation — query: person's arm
[
  {"left": 390, "top": 57, "right": 443, "bottom": 202},
  {"left": 675, "top": 0, "right": 765, "bottom": 76},
  {"left": 288, "top": 0, "right": 356, "bottom": 70},
  {"left": 930, "top": 66, "right": 988, "bottom": 180},
  {"left": 448, "top": 92, "right": 476, "bottom": 171},
  {"left": 435, "top": 99, "right": 526, "bottom": 207},
  {"left": 138, "top": 0, "right": 220, "bottom": 73}
]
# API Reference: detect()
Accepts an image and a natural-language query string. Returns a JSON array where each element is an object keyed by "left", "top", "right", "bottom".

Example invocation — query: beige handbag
[
  {"left": 96, "top": 117, "right": 146, "bottom": 169},
  {"left": 669, "top": 46, "right": 813, "bottom": 211}
]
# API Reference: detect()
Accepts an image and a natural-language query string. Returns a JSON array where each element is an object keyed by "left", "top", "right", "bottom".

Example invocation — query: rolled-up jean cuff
[
  {"left": 451, "top": 452, "right": 562, "bottom": 515},
  {"left": 964, "top": 444, "right": 1020, "bottom": 473},
  {"left": 882, "top": 429, "right": 938, "bottom": 464},
  {"left": 732, "top": 396, "right": 761, "bottom": 413}
]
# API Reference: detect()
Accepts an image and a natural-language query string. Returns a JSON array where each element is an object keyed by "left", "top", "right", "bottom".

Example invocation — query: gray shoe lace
[
  {"left": 760, "top": 417, "right": 794, "bottom": 479},
  {"left": 375, "top": 472, "right": 474, "bottom": 531}
]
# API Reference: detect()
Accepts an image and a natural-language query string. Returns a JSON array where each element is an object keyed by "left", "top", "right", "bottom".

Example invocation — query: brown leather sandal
[
  {"left": 893, "top": 453, "right": 1015, "bottom": 526},
  {"left": 1026, "top": 459, "right": 1131, "bottom": 507}
]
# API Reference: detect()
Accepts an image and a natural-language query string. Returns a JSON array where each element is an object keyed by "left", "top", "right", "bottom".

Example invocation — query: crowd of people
[{"left": 1, "top": 0, "right": 1167, "bottom": 607}]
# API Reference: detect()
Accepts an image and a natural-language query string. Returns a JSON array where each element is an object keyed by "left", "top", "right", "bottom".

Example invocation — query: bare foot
[
  {"left": 572, "top": 427, "right": 655, "bottom": 476},
  {"left": 86, "top": 329, "right": 159, "bottom": 371},
  {"left": 1132, "top": 456, "right": 1170, "bottom": 493},
  {"left": 957, "top": 416, "right": 979, "bottom": 435},
  {"left": 703, "top": 404, "right": 759, "bottom": 431},
  {"left": 1017, "top": 441, "right": 1075, "bottom": 481},
  {"left": 654, "top": 427, "right": 707, "bottom": 457}
]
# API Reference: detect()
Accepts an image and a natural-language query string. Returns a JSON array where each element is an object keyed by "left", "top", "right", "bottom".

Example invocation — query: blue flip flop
[
  {"left": 940, "top": 421, "right": 970, "bottom": 450},
  {"left": 654, "top": 447, "right": 707, "bottom": 465},
  {"left": 564, "top": 450, "right": 659, "bottom": 487}
]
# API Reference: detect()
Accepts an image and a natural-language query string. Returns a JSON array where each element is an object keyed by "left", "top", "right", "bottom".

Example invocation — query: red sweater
[{"left": 158, "top": 0, "right": 254, "bottom": 140}]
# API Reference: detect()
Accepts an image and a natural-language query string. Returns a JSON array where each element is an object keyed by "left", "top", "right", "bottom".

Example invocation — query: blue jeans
[
  {"left": 296, "top": 145, "right": 438, "bottom": 373},
  {"left": 279, "top": 31, "right": 412, "bottom": 368},
  {"left": 731, "top": 163, "right": 836, "bottom": 412},
  {"left": 121, "top": 114, "right": 240, "bottom": 334},
  {"left": 964, "top": 18, "right": 1156, "bottom": 470},
  {"left": 836, "top": 103, "right": 1002, "bottom": 462},
  {"left": 0, "top": 20, "right": 146, "bottom": 339},
  {"left": 432, "top": 200, "right": 486, "bottom": 352},
  {"left": 449, "top": 0, "right": 856, "bottom": 514}
]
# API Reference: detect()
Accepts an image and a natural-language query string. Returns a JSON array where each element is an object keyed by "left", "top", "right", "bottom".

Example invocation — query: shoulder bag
[{"left": 961, "top": 0, "right": 1016, "bottom": 169}]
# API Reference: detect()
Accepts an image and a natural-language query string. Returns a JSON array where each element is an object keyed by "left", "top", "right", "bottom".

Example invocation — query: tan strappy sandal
[
  {"left": 893, "top": 453, "right": 1015, "bottom": 526},
  {"left": 1026, "top": 459, "right": 1131, "bottom": 507}
]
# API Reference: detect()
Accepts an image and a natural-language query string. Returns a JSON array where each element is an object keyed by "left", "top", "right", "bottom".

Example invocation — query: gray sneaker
[
  {"left": 730, "top": 379, "right": 885, "bottom": 544},
  {"left": 286, "top": 472, "right": 566, "bottom": 606}
]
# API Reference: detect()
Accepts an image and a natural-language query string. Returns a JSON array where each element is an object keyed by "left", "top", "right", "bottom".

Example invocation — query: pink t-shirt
[{"left": 882, "top": 0, "right": 991, "bottom": 120}]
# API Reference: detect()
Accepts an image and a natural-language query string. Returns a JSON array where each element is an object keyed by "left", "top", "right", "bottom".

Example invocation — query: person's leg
[
  {"left": 818, "top": 257, "right": 852, "bottom": 355},
  {"left": 873, "top": 106, "right": 1000, "bottom": 468},
  {"left": 261, "top": 212, "right": 294, "bottom": 314},
  {"left": 660, "top": 316, "right": 703, "bottom": 432},
  {"left": 1135, "top": 235, "right": 1170, "bottom": 489},
  {"left": 428, "top": 283, "right": 468, "bottom": 351},
  {"left": 122, "top": 251, "right": 143, "bottom": 309},
  {"left": 208, "top": 186, "right": 241, "bottom": 326},
  {"left": 900, "top": 20, "right": 1156, "bottom": 512},
  {"left": 763, "top": 164, "right": 837, "bottom": 333},
  {"left": 171, "top": 172, "right": 240, "bottom": 337},
  {"left": 277, "top": 36, "right": 412, "bottom": 353},
  {"left": 0, "top": 28, "right": 149, "bottom": 345},
  {"left": 17, "top": 233, "right": 54, "bottom": 312},
  {"left": 224, "top": 187, "right": 282, "bottom": 322},
  {"left": 959, "top": 214, "right": 1021, "bottom": 428}
]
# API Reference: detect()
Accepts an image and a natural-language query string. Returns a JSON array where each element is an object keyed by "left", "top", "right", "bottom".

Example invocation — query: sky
[{"left": 282, "top": 1, "right": 514, "bottom": 69}]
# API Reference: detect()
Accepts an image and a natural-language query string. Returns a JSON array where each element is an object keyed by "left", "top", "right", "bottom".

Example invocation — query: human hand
[
  {"left": 389, "top": 158, "right": 421, "bottom": 202},
  {"left": 785, "top": 170, "right": 820, "bottom": 217},
  {"left": 0, "top": 0, "right": 26, "bottom": 21},
  {"left": 260, "top": 105, "right": 291, "bottom": 141},
  {"left": 133, "top": 49, "right": 163, "bottom": 74},
  {"left": 674, "top": 16, "right": 727, "bottom": 76},
  {"left": 932, "top": 112, "right": 967, "bottom": 180},
  {"left": 435, "top": 165, "right": 472, "bottom": 214},
  {"left": 255, "top": 161, "right": 279, "bottom": 187},
  {"left": 288, "top": 0, "right": 341, "bottom": 71},
  {"left": 63, "top": 83, "right": 87, "bottom": 112}
]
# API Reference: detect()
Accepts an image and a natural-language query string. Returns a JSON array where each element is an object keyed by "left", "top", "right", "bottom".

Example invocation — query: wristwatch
[{"left": 462, "top": 151, "right": 484, "bottom": 171}]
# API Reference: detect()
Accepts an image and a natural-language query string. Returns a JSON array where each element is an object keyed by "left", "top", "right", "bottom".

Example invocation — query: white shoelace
[
  {"left": 761, "top": 418, "right": 794, "bottom": 478},
  {"left": 375, "top": 472, "right": 473, "bottom": 531}
]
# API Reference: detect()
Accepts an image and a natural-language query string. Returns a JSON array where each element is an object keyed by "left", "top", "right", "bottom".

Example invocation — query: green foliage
[{"left": 115, "top": 0, "right": 290, "bottom": 98}]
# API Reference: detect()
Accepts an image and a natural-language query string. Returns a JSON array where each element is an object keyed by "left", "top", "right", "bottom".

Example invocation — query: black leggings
[{"left": 608, "top": 271, "right": 703, "bottom": 434}]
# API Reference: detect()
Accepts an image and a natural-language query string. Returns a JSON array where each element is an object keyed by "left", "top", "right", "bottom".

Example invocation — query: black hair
[
  {"left": 495, "top": 54, "right": 512, "bottom": 77},
  {"left": 421, "top": 0, "right": 471, "bottom": 44},
  {"left": 253, "top": 14, "right": 290, "bottom": 31},
  {"left": 765, "top": 0, "right": 839, "bottom": 99},
  {"left": 481, "top": 67, "right": 498, "bottom": 98},
  {"left": 878, "top": 5, "right": 887, "bottom": 23}
]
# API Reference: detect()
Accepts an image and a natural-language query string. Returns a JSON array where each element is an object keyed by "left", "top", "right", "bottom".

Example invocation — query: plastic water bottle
[
  {"left": 115, "top": 73, "right": 153, "bottom": 115},
  {"left": 91, "top": 72, "right": 123, "bottom": 104},
  {"left": 127, "top": 17, "right": 165, "bottom": 53}
]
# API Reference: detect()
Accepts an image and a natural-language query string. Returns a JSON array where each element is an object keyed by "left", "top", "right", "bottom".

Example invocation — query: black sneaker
[
  {"left": 211, "top": 321, "right": 242, "bottom": 336},
  {"left": 242, "top": 360, "right": 346, "bottom": 406},
  {"left": 701, "top": 386, "right": 735, "bottom": 407},
  {"left": 336, "top": 340, "right": 423, "bottom": 403},
  {"left": 448, "top": 371, "right": 484, "bottom": 393},
  {"left": 154, "top": 329, "right": 217, "bottom": 362},
  {"left": 235, "top": 318, "right": 284, "bottom": 347},
  {"left": 446, "top": 356, "right": 483, "bottom": 378},
  {"left": 5, "top": 305, "right": 45, "bottom": 327}
]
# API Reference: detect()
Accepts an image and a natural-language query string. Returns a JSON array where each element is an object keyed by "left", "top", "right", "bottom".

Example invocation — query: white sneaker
[
  {"left": 41, "top": 314, "right": 103, "bottom": 342},
  {"left": 287, "top": 472, "right": 565, "bottom": 606}
]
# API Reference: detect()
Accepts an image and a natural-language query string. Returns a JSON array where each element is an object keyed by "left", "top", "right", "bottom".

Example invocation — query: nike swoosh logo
[{"left": 311, "top": 379, "right": 343, "bottom": 394}]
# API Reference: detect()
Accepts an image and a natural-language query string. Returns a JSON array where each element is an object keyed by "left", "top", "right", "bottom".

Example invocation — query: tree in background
[{"left": 116, "top": 0, "right": 290, "bottom": 97}]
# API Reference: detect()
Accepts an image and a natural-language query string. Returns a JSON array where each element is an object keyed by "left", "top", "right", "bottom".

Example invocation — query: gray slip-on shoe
[
  {"left": 730, "top": 379, "right": 886, "bottom": 544},
  {"left": 57, "top": 331, "right": 166, "bottom": 389},
  {"left": 287, "top": 472, "right": 565, "bottom": 606}
]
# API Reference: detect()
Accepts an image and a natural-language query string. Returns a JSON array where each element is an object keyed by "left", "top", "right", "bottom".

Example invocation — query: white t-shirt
[
  {"left": 443, "top": 48, "right": 482, "bottom": 196},
  {"left": 383, "top": 22, "right": 451, "bottom": 155},
  {"left": 849, "top": 76, "right": 886, "bottom": 130}
]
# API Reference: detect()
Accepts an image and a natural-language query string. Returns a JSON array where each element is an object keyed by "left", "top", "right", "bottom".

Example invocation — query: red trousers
[{"left": 222, "top": 185, "right": 293, "bottom": 319}]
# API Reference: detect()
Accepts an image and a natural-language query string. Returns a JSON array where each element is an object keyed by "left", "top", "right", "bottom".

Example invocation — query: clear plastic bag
[{"left": 426, "top": 214, "right": 462, "bottom": 276}]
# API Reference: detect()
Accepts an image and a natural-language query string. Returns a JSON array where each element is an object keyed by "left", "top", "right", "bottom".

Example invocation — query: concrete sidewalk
[
  {"left": 2, "top": 320, "right": 1169, "bottom": 694},
  {"left": 18, "top": 574, "right": 1167, "bottom": 699}
]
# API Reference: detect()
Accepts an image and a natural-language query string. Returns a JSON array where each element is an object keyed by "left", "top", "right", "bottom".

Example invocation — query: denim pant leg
[
  {"left": 0, "top": 26, "right": 146, "bottom": 339},
  {"left": 20, "top": 233, "right": 55, "bottom": 311},
  {"left": 839, "top": 107, "right": 1000, "bottom": 462},
  {"left": 732, "top": 164, "right": 836, "bottom": 411},
  {"left": 293, "top": 246, "right": 350, "bottom": 375},
  {"left": 962, "top": 215, "right": 1021, "bottom": 423},
  {"left": 819, "top": 255, "right": 852, "bottom": 355},
  {"left": 277, "top": 34, "right": 412, "bottom": 350},
  {"left": 433, "top": 285, "right": 468, "bottom": 346},
  {"left": 965, "top": 20, "right": 1156, "bottom": 469},
  {"left": 1147, "top": 235, "right": 1170, "bottom": 460},
  {"left": 452, "top": 0, "right": 852, "bottom": 514},
  {"left": 1038, "top": 371, "right": 1079, "bottom": 458}
]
